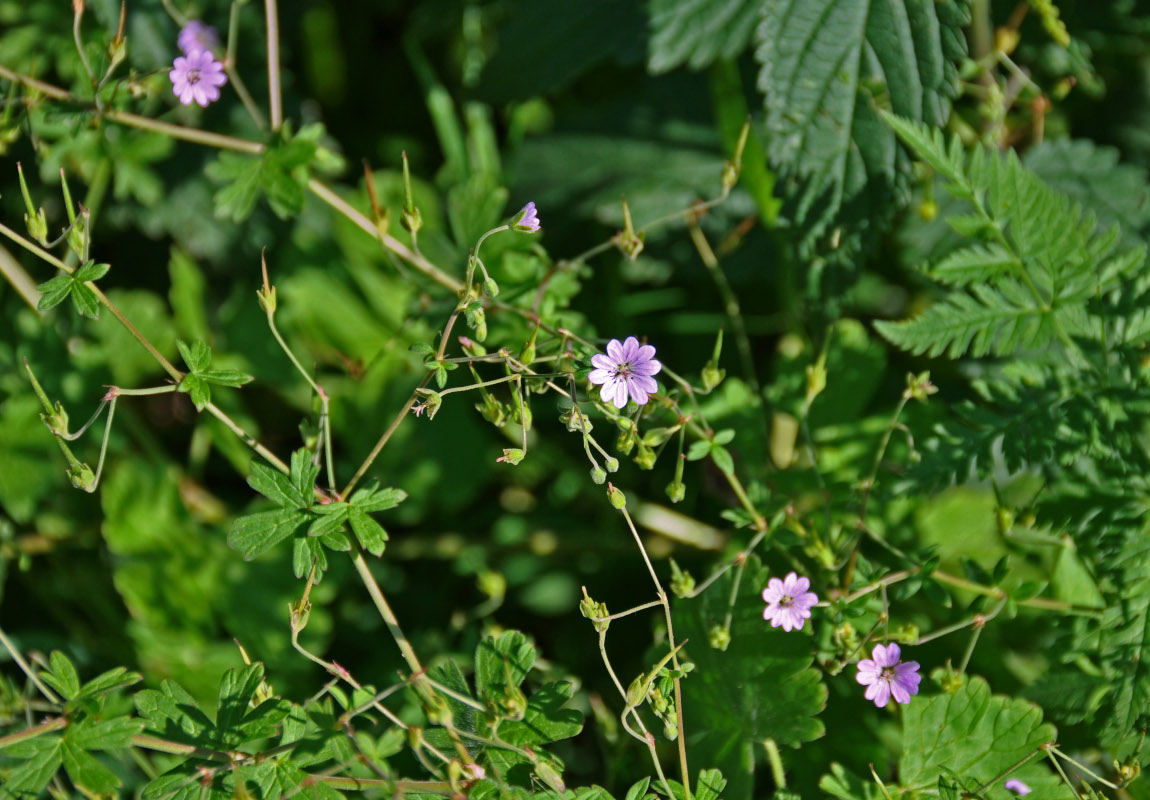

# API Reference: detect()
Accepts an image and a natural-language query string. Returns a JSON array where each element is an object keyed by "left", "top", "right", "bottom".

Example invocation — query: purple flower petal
[
  {"left": 599, "top": 381, "right": 616, "bottom": 404},
  {"left": 612, "top": 380, "right": 628, "bottom": 409},
  {"left": 1004, "top": 780, "right": 1031, "bottom": 796},
  {"left": 631, "top": 359, "right": 661, "bottom": 376},
  {"left": 621, "top": 336, "right": 640, "bottom": 362},
  {"left": 635, "top": 344, "right": 656, "bottom": 363},
  {"left": 606, "top": 339, "right": 624, "bottom": 362},
  {"left": 591, "top": 354, "right": 615, "bottom": 371},
  {"left": 627, "top": 378, "right": 649, "bottom": 405}
]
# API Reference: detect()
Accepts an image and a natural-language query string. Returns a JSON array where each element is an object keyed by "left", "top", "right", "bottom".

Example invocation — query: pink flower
[
  {"left": 177, "top": 21, "right": 220, "bottom": 55},
  {"left": 512, "top": 202, "right": 540, "bottom": 232},
  {"left": 169, "top": 49, "right": 227, "bottom": 107},
  {"left": 1004, "top": 780, "right": 1031, "bottom": 796},
  {"left": 588, "top": 336, "right": 661, "bottom": 408},
  {"left": 856, "top": 643, "right": 921, "bottom": 708},
  {"left": 761, "top": 572, "right": 818, "bottom": 632}
]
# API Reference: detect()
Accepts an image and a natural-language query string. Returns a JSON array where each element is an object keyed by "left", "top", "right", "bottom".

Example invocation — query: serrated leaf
[
  {"left": 179, "top": 373, "right": 211, "bottom": 411},
  {"left": 135, "top": 679, "right": 214, "bottom": 744},
  {"left": 756, "top": 0, "right": 969, "bottom": 251},
  {"left": 77, "top": 666, "right": 142, "bottom": 700},
  {"left": 497, "top": 681, "right": 583, "bottom": 746},
  {"left": 289, "top": 449, "right": 321, "bottom": 502},
  {"left": 42, "top": 651, "right": 80, "bottom": 699},
  {"left": 348, "top": 506, "right": 388, "bottom": 555},
  {"left": 69, "top": 716, "right": 144, "bottom": 750},
  {"left": 248, "top": 461, "right": 309, "bottom": 509},
  {"left": 900, "top": 677, "right": 1072, "bottom": 798},
  {"left": 74, "top": 260, "right": 110, "bottom": 282},
  {"left": 216, "top": 663, "right": 265, "bottom": 736},
  {"left": 36, "top": 274, "right": 73, "bottom": 311},
  {"left": 476, "top": 630, "right": 535, "bottom": 704},
  {"left": 69, "top": 282, "right": 100, "bottom": 320},
  {"left": 648, "top": 0, "right": 759, "bottom": 73},
  {"left": 4, "top": 735, "right": 64, "bottom": 795},
  {"left": 307, "top": 502, "right": 349, "bottom": 537},
  {"left": 176, "top": 339, "right": 212, "bottom": 373},
  {"left": 228, "top": 508, "right": 310, "bottom": 560},
  {"left": 61, "top": 737, "right": 120, "bottom": 794},
  {"left": 930, "top": 243, "right": 1018, "bottom": 286},
  {"left": 350, "top": 484, "right": 407, "bottom": 513}
]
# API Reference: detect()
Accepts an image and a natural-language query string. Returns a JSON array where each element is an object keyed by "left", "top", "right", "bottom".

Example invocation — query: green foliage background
[{"left": 1, "top": 0, "right": 1150, "bottom": 798}]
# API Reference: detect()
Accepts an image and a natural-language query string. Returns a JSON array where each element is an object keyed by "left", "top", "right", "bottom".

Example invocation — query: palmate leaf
[
  {"left": 475, "top": 630, "right": 535, "bottom": 706},
  {"left": 899, "top": 677, "right": 1074, "bottom": 800},
  {"left": 673, "top": 556, "right": 826, "bottom": 800},
  {"left": 755, "top": 0, "right": 969, "bottom": 252},
  {"left": 648, "top": 0, "right": 760, "bottom": 74}
]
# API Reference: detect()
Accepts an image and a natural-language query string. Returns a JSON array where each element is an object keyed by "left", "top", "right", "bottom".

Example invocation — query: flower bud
[
  {"left": 497, "top": 448, "right": 525, "bottom": 465},
  {"left": 625, "top": 675, "right": 648, "bottom": 708},
  {"left": 42, "top": 401, "right": 69, "bottom": 436},
  {"left": 579, "top": 588, "right": 610, "bottom": 632},
  {"left": 590, "top": 466, "right": 607, "bottom": 485},
  {"left": 459, "top": 336, "right": 486, "bottom": 357},
  {"left": 643, "top": 426, "right": 678, "bottom": 447},
  {"left": 532, "top": 760, "right": 565, "bottom": 794},
  {"left": 413, "top": 390, "right": 442, "bottom": 420},
  {"left": 665, "top": 480, "right": 686, "bottom": 504},
  {"left": 669, "top": 559, "right": 695, "bottom": 598},
  {"left": 603, "top": 456, "right": 619, "bottom": 473},
  {"left": 68, "top": 463, "right": 96, "bottom": 492},
  {"left": 634, "top": 442, "right": 656, "bottom": 470},
  {"left": 708, "top": 624, "right": 730, "bottom": 651},
  {"left": 497, "top": 683, "right": 528, "bottom": 720},
  {"left": 257, "top": 284, "right": 277, "bottom": 315},
  {"left": 483, "top": 277, "right": 500, "bottom": 298},
  {"left": 606, "top": 483, "right": 627, "bottom": 509},
  {"left": 904, "top": 371, "right": 938, "bottom": 403},
  {"left": 68, "top": 209, "right": 88, "bottom": 259},
  {"left": 663, "top": 720, "right": 679, "bottom": 741},
  {"left": 616, "top": 427, "right": 636, "bottom": 456}
]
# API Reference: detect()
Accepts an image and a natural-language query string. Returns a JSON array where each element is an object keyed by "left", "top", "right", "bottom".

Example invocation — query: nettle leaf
[
  {"left": 674, "top": 556, "right": 826, "bottom": 800},
  {"left": 648, "top": 0, "right": 759, "bottom": 74},
  {"left": 497, "top": 681, "right": 584, "bottom": 746},
  {"left": 755, "top": 0, "right": 969, "bottom": 253},
  {"left": 475, "top": 630, "right": 536, "bottom": 705},
  {"left": 900, "top": 677, "right": 1073, "bottom": 799}
]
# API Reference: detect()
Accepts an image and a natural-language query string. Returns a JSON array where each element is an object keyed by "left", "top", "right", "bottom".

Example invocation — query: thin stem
[
  {"left": 438, "top": 374, "right": 520, "bottom": 397},
  {"left": 0, "top": 627, "right": 59, "bottom": 703},
  {"left": 89, "top": 394, "right": 117, "bottom": 490},
  {"left": 764, "top": 739, "right": 786, "bottom": 789},
  {"left": 0, "top": 717, "right": 67, "bottom": 750},
  {"left": 595, "top": 600, "right": 664, "bottom": 622},
  {"left": 341, "top": 373, "right": 433, "bottom": 497},
  {"left": 225, "top": 0, "right": 266, "bottom": 129},
  {"left": 104, "top": 110, "right": 264, "bottom": 154},
  {"left": 131, "top": 734, "right": 236, "bottom": 763},
  {"left": 975, "top": 747, "right": 1045, "bottom": 795},
  {"left": 1046, "top": 748, "right": 1077, "bottom": 794},
  {"left": 264, "top": 0, "right": 282, "bottom": 129},
  {"left": 1051, "top": 748, "right": 1121, "bottom": 790},
  {"left": 58, "top": 399, "right": 109, "bottom": 441},
  {"left": 957, "top": 624, "right": 983, "bottom": 674},
  {"left": 72, "top": 6, "right": 95, "bottom": 87},
  {"left": 349, "top": 545, "right": 422, "bottom": 674}
]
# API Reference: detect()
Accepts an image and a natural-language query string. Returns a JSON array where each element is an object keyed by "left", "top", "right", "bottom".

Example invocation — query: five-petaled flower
[
  {"left": 513, "top": 202, "right": 540, "bottom": 232},
  {"left": 588, "top": 336, "right": 661, "bottom": 408},
  {"left": 856, "top": 643, "right": 921, "bottom": 707},
  {"left": 178, "top": 21, "right": 220, "bottom": 55},
  {"left": 1004, "top": 780, "right": 1031, "bottom": 796},
  {"left": 762, "top": 572, "right": 818, "bottom": 632},
  {"left": 170, "top": 49, "right": 227, "bottom": 107}
]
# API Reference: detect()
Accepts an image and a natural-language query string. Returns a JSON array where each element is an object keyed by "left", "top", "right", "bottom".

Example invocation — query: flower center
[
  {"left": 615, "top": 362, "right": 632, "bottom": 378},
  {"left": 779, "top": 594, "right": 794, "bottom": 608},
  {"left": 187, "top": 68, "right": 201, "bottom": 84},
  {"left": 881, "top": 666, "right": 896, "bottom": 681}
]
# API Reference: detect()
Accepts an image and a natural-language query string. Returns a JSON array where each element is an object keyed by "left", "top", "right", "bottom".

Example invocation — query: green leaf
[
  {"left": 69, "top": 716, "right": 144, "bottom": 750},
  {"left": 755, "top": 0, "right": 969, "bottom": 251},
  {"left": 248, "top": 461, "right": 309, "bottom": 509},
  {"left": 475, "top": 630, "right": 535, "bottom": 705},
  {"left": 60, "top": 737, "right": 120, "bottom": 794},
  {"left": 74, "top": 260, "right": 110, "bottom": 282},
  {"left": 648, "top": 0, "right": 759, "bottom": 73},
  {"left": 4, "top": 735, "right": 64, "bottom": 795},
  {"left": 899, "top": 676, "right": 1069, "bottom": 797},
  {"left": 674, "top": 556, "right": 825, "bottom": 800},
  {"left": 289, "top": 449, "right": 321, "bottom": 502},
  {"left": 215, "top": 663, "right": 265, "bottom": 736},
  {"left": 710, "top": 445, "right": 735, "bottom": 474},
  {"left": 41, "top": 651, "right": 80, "bottom": 699},
  {"left": 350, "top": 484, "right": 407, "bottom": 513},
  {"left": 135, "top": 679, "right": 215, "bottom": 745},
  {"left": 930, "top": 243, "right": 1018, "bottom": 286},
  {"left": 875, "top": 283, "right": 1055, "bottom": 359},
  {"left": 68, "top": 282, "right": 100, "bottom": 319},
  {"left": 307, "top": 502, "right": 349, "bottom": 537},
  {"left": 199, "top": 369, "right": 254, "bottom": 388},
  {"left": 206, "top": 152, "right": 262, "bottom": 223},
  {"left": 77, "top": 666, "right": 142, "bottom": 700},
  {"left": 228, "top": 508, "right": 310, "bottom": 560},
  {"left": 348, "top": 506, "right": 388, "bottom": 556},
  {"left": 497, "top": 681, "right": 584, "bottom": 746},
  {"left": 179, "top": 373, "right": 211, "bottom": 411},
  {"left": 693, "top": 769, "right": 726, "bottom": 800},
  {"left": 686, "top": 440, "right": 712, "bottom": 461},
  {"left": 36, "top": 274, "right": 73, "bottom": 311}
]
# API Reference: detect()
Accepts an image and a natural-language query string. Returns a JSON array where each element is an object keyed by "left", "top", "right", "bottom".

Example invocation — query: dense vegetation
[{"left": 1, "top": 1, "right": 1148, "bottom": 799}]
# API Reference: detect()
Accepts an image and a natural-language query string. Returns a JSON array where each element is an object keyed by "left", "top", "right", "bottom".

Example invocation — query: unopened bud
[
  {"left": 606, "top": 482, "right": 627, "bottom": 509},
  {"left": 669, "top": 559, "right": 695, "bottom": 597},
  {"left": 42, "top": 401, "right": 69, "bottom": 436},
  {"left": 590, "top": 466, "right": 607, "bottom": 485},
  {"left": 68, "top": 463, "right": 96, "bottom": 492},
  {"left": 497, "top": 448, "right": 525, "bottom": 465},
  {"left": 708, "top": 624, "right": 730, "bottom": 651},
  {"left": 483, "top": 277, "right": 500, "bottom": 298},
  {"left": 665, "top": 480, "right": 686, "bottom": 504},
  {"left": 603, "top": 456, "right": 619, "bottom": 473}
]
